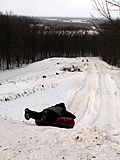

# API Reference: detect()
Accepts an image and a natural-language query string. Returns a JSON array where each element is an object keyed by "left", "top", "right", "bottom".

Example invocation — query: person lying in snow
[{"left": 24, "top": 103, "right": 76, "bottom": 128}]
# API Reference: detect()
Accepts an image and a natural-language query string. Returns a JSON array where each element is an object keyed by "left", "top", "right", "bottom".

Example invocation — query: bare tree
[
  {"left": 92, "top": 0, "right": 120, "bottom": 67},
  {"left": 92, "top": 0, "right": 120, "bottom": 20}
]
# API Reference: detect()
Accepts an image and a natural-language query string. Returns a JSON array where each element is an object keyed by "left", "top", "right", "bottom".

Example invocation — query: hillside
[{"left": 0, "top": 57, "right": 120, "bottom": 160}]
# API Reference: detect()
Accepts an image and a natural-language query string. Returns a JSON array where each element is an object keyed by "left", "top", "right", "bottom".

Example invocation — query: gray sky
[{"left": 0, "top": 0, "right": 93, "bottom": 17}]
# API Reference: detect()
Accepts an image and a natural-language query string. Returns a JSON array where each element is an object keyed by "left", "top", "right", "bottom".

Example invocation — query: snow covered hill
[
  {"left": 0, "top": 57, "right": 88, "bottom": 121},
  {"left": 0, "top": 57, "right": 120, "bottom": 160}
]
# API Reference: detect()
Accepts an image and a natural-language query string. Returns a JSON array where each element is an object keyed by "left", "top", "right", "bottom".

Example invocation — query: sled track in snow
[{"left": 69, "top": 61, "right": 120, "bottom": 130}]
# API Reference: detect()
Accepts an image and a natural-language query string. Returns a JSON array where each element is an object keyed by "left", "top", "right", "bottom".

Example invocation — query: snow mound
[{"left": 0, "top": 120, "right": 120, "bottom": 160}]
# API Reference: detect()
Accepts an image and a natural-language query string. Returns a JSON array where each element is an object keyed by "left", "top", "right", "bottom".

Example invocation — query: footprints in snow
[{"left": 0, "top": 83, "right": 58, "bottom": 103}]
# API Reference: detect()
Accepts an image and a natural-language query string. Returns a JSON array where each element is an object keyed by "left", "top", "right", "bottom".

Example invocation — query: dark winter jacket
[{"left": 41, "top": 103, "right": 76, "bottom": 122}]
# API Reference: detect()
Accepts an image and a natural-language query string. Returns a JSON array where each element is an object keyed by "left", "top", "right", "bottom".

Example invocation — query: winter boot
[{"left": 24, "top": 108, "right": 30, "bottom": 120}]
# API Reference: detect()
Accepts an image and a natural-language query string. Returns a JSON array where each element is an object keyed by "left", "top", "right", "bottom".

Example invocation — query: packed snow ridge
[{"left": 0, "top": 57, "right": 120, "bottom": 160}]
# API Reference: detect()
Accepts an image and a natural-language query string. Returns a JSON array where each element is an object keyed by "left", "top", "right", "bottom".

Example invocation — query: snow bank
[{"left": 0, "top": 120, "right": 120, "bottom": 160}]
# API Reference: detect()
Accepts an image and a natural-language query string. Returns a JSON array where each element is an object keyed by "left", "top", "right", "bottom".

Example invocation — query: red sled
[{"left": 35, "top": 117, "right": 75, "bottom": 129}]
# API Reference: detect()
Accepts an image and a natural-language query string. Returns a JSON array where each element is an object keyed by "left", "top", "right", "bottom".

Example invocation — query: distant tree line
[
  {"left": 97, "top": 19, "right": 120, "bottom": 66},
  {"left": 1, "top": 4, "right": 120, "bottom": 71},
  {"left": 0, "top": 12, "right": 98, "bottom": 70}
]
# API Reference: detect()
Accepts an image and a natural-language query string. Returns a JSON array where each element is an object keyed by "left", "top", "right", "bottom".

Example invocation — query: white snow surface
[{"left": 0, "top": 57, "right": 120, "bottom": 160}]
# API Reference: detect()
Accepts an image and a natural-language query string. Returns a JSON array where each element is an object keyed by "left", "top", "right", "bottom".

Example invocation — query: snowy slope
[
  {"left": 0, "top": 57, "right": 87, "bottom": 121},
  {"left": 0, "top": 57, "right": 120, "bottom": 160}
]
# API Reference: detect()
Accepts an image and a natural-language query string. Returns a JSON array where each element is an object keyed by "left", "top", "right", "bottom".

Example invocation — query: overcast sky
[{"left": 0, "top": 0, "right": 94, "bottom": 17}]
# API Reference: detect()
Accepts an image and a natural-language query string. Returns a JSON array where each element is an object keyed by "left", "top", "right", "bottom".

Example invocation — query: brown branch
[{"left": 107, "top": 0, "right": 120, "bottom": 8}]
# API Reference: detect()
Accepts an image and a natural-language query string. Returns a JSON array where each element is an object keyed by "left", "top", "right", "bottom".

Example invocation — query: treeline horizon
[
  {"left": 0, "top": 12, "right": 119, "bottom": 70},
  {"left": 0, "top": 12, "right": 98, "bottom": 70}
]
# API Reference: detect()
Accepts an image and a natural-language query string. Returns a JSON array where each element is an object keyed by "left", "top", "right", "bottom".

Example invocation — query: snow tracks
[{"left": 69, "top": 60, "right": 120, "bottom": 130}]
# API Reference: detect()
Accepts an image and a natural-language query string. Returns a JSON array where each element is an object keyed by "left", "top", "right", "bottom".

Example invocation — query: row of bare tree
[
  {"left": 0, "top": 0, "right": 120, "bottom": 70},
  {"left": 0, "top": 13, "right": 97, "bottom": 70}
]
